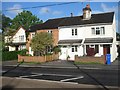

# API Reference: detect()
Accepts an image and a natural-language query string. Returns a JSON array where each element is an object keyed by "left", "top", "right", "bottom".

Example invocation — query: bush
[
  {"left": 2, "top": 51, "right": 21, "bottom": 61},
  {"left": 19, "top": 49, "right": 28, "bottom": 56},
  {"left": 53, "top": 46, "right": 61, "bottom": 54}
]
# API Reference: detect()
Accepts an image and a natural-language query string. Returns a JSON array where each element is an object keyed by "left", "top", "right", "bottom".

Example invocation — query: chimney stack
[
  {"left": 70, "top": 13, "right": 73, "bottom": 17},
  {"left": 83, "top": 4, "right": 92, "bottom": 20}
]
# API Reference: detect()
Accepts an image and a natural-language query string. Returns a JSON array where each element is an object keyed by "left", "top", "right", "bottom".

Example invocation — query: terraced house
[{"left": 27, "top": 4, "right": 118, "bottom": 63}]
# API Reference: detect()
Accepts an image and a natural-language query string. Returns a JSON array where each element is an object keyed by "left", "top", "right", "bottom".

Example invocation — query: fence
[
  {"left": 75, "top": 55, "right": 105, "bottom": 64},
  {"left": 18, "top": 54, "right": 59, "bottom": 63}
]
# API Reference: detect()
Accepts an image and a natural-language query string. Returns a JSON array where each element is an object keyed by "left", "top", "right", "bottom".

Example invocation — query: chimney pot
[{"left": 71, "top": 13, "right": 73, "bottom": 17}]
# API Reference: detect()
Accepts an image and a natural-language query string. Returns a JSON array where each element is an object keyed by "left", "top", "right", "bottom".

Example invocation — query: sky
[{"left": 1, "top": 1, "right": 120, "bottom": 33}]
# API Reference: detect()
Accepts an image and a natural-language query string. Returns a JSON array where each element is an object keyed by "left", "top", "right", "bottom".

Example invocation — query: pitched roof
[
  {"left": 29, "top": 12, "right": 114, "bottom": 32},
  {"left": 29, "top": 24, "right": 43, "bottom": 32},
  {"left": 58, "top": 12, "right": 114, "bottom": 26}
]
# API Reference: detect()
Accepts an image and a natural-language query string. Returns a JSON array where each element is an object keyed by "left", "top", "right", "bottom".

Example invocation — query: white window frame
[
  {"left": 71, "top": 45, "right": 78, "bottom": 52},
  {"left": 72, "top": 28, "right": 77, "bottom": 36},
  {"left": 91, "top": 27, "right": 105, "bottom": 35},
  {"left": 19, "top": 35, "right": 24, "bottom": 41},
  {"left": 48, "top": 30, "right": 53, "bottom": 34}
]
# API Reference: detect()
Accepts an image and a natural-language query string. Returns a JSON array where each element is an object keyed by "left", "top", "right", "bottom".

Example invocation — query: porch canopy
[
  {"left": 9, "top": 42, "right": 26, "bottom": 46},
  {"left": 58, "top": 39, "right": 82, "bottom": 45},
  {"left": 84, "top": 37, "right": 113, "bottom": 44}
]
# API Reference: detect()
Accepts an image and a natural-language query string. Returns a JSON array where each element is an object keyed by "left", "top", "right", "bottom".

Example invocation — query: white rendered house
[
  {"left": 5, "top": 26, "right": 26, "bottom": 51},
  {"left": 58, "top": 5, "right": 117, "bottom": 62}
]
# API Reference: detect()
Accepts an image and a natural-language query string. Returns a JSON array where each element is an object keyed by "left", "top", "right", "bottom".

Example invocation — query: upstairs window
[
  {"left": 48, "top": 30, "right": 52, "bottom": 34},
  {"left": 91, "top": 27, "right": 105, "bottom": 35},
  {"left": 31, "top": 33, "right": 35, "bottom": 39},
  {"left": 72, "top": 29, "right": 77, "bottom": 36},
  {"left": 19, "top": 35, "right": 24, "bottom": 41}
]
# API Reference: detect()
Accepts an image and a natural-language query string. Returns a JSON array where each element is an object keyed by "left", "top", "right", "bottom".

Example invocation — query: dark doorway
[
  {"left": 15, "top": 46, "right": 19, "bottom": 51},
  {"left": 103, "top": 44, "right": 111, "bottom": 64}
]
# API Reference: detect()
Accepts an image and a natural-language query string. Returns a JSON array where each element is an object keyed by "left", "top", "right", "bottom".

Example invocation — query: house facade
[
  {"left": 58, "top": 5, "right": 117, "bottom": 62},
  {"left": 27, "top": 20, "right": 60, "bottom": 56},
  {"left": 27, "top": 4, "right": 118, "bottom": 62},
  {"left": 5, "top": 26, "right": 26, "bottom": 51}
]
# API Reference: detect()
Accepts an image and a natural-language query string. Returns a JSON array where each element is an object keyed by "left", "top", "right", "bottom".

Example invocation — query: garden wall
[
  {"left": 75, "top": 55, "right": 105, "bottom": 64},
  {"left": 18, "top": 54, "right": 59, "bottom": 63}
]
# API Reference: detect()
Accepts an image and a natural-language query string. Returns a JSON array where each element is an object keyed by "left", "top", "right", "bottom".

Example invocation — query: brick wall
[
  {"left": 75, "top": 55, "right": 105, "bottom": 64},
  {"left": 18, "top": 54, "right": 59, "bottom": 63},
  {"left": 37, "top": 29, "right": 59, "bottom": 46},
  {"left": 26, "top": 32, "right": 33, "bottom": 53}
]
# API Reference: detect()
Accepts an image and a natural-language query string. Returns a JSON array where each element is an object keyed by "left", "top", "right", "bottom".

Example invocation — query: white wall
[
  {"left": 9, "top": 46, "right": 15, "bottom": 51},
  {"left": 59, "top": 24, "right": 114, "bottom": 41},
  {"left": 12, "top": 27, "right": 26, "bottom": 43},
  {"left": 4, "top": 36, "right": 12, "bottom": 43},
  {"left": 59, "top": 23, "right": 116, "bottom": 61},
  {"left": 59, "top": 27, "right": 84, "bottom": 40},
  {"left": 29, "top": 47, "right": 34, "bottom": 56}
]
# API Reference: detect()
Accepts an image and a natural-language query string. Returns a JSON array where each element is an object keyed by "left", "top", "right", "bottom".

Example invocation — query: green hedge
[{"left": 2, "top": 51, "right": 21, "bottom": 61}]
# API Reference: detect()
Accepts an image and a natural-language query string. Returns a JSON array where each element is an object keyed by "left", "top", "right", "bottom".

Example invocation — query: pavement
[
  {"left": 2, "top": 76, "right": 119, "bottom": 89},
  {"left": 2, "top": 57, "right": 119, "bottom": 70}
]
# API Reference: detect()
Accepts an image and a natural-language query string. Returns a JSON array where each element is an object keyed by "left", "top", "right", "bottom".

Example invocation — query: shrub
[
  {"left": 2, "top": 51, "right": 21, "bottom": 61},
  {"left": 19, "top": 49, "right": 28, "bottom": 56},
  {"left": 53, "top": 46, "right": 61, "bottom": 54}
]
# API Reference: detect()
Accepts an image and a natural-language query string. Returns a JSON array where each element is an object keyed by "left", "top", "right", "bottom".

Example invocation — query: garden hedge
[{"left": 2, "top": 51, "right": 21, "bottom": 61}]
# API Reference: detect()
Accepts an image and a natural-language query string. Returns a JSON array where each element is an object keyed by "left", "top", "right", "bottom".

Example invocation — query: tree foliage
[
  {"left": 11, "top": 10, "right": 43, "bottom": 30},
  {"left": 116, "top": 32, "right": 120, "bottom": 41},
  {"left": 31, "top": 32, "right": 54, "bottom": 56},
  {"left": 2, "top": 14, "right": 12, "bottom": 34}
]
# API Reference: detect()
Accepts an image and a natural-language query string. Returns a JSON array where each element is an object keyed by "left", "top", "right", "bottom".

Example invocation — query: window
[
  {"left": 72, "top": 29, "right": 74, "bottom": 36},
  {"left": 46, "top": 45, "right": 53, "bottom": 53},
  {"left": 96, "top": 27, "right": 100, "bottom": 35},
  {"left": 75, "top": 29, "right": 77, "bottom": 35},
  {"left": 48, "top": 30, "right": 52, "bottom": 34},
  {"left": 91, "top": 28, "right": 95, "bottom": 35},
  {"left": 91, "top": 27, "right": 105, "bottom": 35},
  {"left": 31, "top": 33, "right": 35, "bottom": 39},
  {"left": 19, "top": 35, "right": 24, "bottom": 41},
  {"left": 72, "top": 45, "right": 78, "bottom": 52},
  {"left": 101, "top": 27, "right": 105, "bottom": 34},
  {"left": 72, "top": 29, "right": 77, "bottom": 36}
]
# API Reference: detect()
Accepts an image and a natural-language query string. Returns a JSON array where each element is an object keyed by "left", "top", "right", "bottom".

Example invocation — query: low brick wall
[
  {"left": 75, "top": 55, "right": 105, "bottom": 64},
  {"left": 18, "top": 54, "right": 59, "bottom": 63}
]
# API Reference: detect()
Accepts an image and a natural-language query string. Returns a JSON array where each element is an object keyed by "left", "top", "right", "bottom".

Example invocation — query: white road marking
[
  {"left": 60, "top": 76, "right": 84, "bottom": 82},
  {"left": 19, "top": 74, "right": 43, "bottom": 78},
  {"left": 32, "top": 73, "right": 73, "bottom": 77}
]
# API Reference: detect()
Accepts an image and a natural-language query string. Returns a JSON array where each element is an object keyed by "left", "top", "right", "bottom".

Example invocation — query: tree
[
  {"left": 11, "top": 10, "right": 43, "bottom": 30},
  {"left": 116, "top": 32, "right": 120, "bottom": 41},
  {"left": 31, "top": 32, "right": 53, "bottom": 56},
  {"left": 2, "top": 14, "right": 12, "bottom": 34}
]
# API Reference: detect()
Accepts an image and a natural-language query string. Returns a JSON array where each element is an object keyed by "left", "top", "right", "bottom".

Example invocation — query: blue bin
[{"left": 106, "top": 54, "right": 111, "bottom": 65}]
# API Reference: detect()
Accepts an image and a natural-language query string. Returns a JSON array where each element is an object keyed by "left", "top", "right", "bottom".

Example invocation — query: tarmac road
[{"left": 2, "top": 66, "right": 118, "bottom": 87}]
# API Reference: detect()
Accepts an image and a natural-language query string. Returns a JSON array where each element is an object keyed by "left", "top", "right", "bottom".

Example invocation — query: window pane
[
  {"left": 72, "top": 29, "right": 74, "bottom": 35},
  {"left": 72, "top": 46, "right": 74, "bottom": 52},
  {"left": 75, "top": 29, "right": 77, "bottom": 35},
  {"left": 91, "top": 28, "right": 95, "bottom": 35},
  {"left": 75, "top": 45, "right": 77, "bottom": 52},
  {"left": 101, "top": 27, "right": 105, "bottom": 34},
  {"left": 96, "top": 30, "right": 100, "bottom": 35}
]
